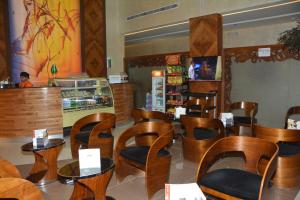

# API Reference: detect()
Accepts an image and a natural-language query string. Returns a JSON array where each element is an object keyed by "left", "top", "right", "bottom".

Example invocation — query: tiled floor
[{"left": 1, "top": 122, "right": 300, "bottom": 200}]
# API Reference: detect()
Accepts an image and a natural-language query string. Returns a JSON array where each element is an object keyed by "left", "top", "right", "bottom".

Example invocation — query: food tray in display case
[{"left": 52, "top": 77, "right": 115, "bottom": 127}]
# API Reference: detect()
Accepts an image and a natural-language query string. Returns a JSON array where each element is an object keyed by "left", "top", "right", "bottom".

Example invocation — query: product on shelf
[{"left": 165, "top": 64, "right": 188, "bottom": 119}]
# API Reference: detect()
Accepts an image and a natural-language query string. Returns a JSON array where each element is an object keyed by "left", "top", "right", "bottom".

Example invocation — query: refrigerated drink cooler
[{"left": 152, "top": 70, "right": 165, "bottom": 112}]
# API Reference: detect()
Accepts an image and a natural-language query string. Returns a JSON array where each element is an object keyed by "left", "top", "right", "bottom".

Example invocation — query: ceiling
[{"left": 125, "top": 0, "right": 300, "bottom": 45}]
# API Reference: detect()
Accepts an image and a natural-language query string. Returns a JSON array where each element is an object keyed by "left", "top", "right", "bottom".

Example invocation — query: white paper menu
[
  {"left": 79, "top": 148, "right": 101, "bottom": 175},
  {"left": 33, "top": 129, "right": 48, "bottom": 147},
  {"left": 165, "top": 183, "right": 206, "bottom": 200}
]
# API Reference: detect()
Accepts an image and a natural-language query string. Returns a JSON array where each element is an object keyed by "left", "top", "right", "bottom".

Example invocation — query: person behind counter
[{"left": 19, "top": 72, "right": 33, "bottom": 88}]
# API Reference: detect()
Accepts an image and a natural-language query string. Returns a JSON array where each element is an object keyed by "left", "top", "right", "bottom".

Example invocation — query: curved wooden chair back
[
  {"left": 254, "top": 124, "right": 300, "bottom": 143},
  {"left": 196, "top": 136, "right": 278, "bottom": 200},
  {"left": 115, "top": 121, "right": 174, "bottom": 199},
  {"left": 132, "top": 108, "right": 171, "bottom": 124},
  {"left": 284, "top": 106, "right": 300, "bottom": 129},
  {"left": 70, "top": 112, "right": 116, "bottom": 159},
  {"left": 0, "top": 178, "right": 43, "bottom": 200},
  {"left": 254, "top": 124, "right": 300, "bottom": 187},
  {"left": 115, "top": 121, "right": 174, "bottom": 154},
  {"left": 181, "top": 115, "right": 224, "bottom": 138},
  {"left": 180, "top": 116, "right": 224, "bottom": 163},
  {"left": 88, "top": 115, "right": 116, "bottom": 145},
  {"left": 131, "top": 108, "right": 171, "bottom": 146},
  {"left": 71, "top": 112, "right": 116, "bottom": 135},
  {"left": 185, "top": 97, "right": 214, "bottom": 118},
  {"left": 230, "top": 101, "right": 258, "bottom": 118},
  {"left": 0, "top": 158, "right": 22, "bottom": 178}
]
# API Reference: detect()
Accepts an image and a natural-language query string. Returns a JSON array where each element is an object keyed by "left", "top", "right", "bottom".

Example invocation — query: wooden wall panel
[
  {"left": 0, "top": 88, "right": 63, "bottom": 137},
  {"left": 111, "top": 83, "right": 134, "bottom": 123},
  {"left": 0, "top": 0, "right": 9, "bottom": 80},
  {"left": 189, "top": 14, "right": 223, "bottom": 57},
  {"left": 81, "top": 0, "right": 107, "bottom": 77}
]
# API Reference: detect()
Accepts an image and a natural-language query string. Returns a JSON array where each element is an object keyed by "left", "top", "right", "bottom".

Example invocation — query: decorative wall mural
[{"left": 8, "top": 0, "right": 81, "bottom": 86}]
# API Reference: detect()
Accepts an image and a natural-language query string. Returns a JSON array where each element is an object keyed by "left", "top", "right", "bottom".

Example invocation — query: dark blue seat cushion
[
  {"left": 120, "top": 146, "right": 170, "bottom": 165},
  {"left": 188, "top": 105, "right": 201, "bottom": 110},
  {"left": 277, "top": 141, "right": 300, "bottom": 157},
  {"left": 193, "top": 128, "right": 219, "bottom": 140},
  {"left": 200, "top": 169, "right": 261, "bottom": 200},
  {"left": 234, "top": 116, "right": 257, "bottom": 124},
  {"left": 81, "top": 122, "right": 99, "bottom": 132},
  {"left": 75, "top": 131, "right": 112, "bottom": 144},
  {"left": 186, "top": 112, "right": 202, "bottom": 117}
]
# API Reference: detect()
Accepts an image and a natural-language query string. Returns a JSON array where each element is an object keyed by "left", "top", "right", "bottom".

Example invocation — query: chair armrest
[
  {"left": 259, "top": 147, "right": 278, "bottom": 200},
  {"left": 115, "top": 127, "right": 140, "bottom": 155},
  {"left": 147, "top": 130, "right": 174, "bottom": 163},
  {"left": 88, "top": 117, "right": 115, "bottom": 145}
]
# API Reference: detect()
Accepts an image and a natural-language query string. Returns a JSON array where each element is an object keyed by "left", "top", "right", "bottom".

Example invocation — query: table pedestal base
[
  {"left": 27, "top": 144, "right": 64, "bottom": 185},
  {"left": 70, "top": 170, "right": 113, "bottom": 200}
]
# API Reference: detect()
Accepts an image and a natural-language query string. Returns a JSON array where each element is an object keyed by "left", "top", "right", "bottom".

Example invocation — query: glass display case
[{"left": 53, "top": 78, "right": 115, "bottom": 127}]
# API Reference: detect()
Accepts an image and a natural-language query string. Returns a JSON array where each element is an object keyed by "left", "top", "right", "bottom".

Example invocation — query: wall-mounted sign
[
  {"left": 258, "top": 48, "right": 271, "bottom": 57},
  {"left": 165, "top": 55, "right": 181, "bottom": 65}
]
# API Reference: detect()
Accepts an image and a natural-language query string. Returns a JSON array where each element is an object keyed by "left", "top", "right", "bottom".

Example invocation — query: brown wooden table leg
[
  {"left": 70, "top": 169, "right": 113, "bottom": 200},
  {"left": 28, "top": 144, "right": 64, "bottom": 185}
]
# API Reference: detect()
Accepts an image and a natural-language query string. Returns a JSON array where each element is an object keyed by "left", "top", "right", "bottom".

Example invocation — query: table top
[
  {"left": 21, "top": 138, "right": 65, "bottom": 151},
  {"left": 58, "top": 158, "right": 114, "bottom": 180}
]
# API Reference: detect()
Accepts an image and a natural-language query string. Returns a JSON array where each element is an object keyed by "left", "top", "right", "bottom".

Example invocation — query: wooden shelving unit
[{"left": 165, "top": 65, "right": 188, "bottom": 119}]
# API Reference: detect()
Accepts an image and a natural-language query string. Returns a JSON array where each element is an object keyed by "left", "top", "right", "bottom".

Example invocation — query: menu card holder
[
  {"left": 165, "top": 183, "right": 206, "bottom": 200},
  {"left": 287, "top": 119, "right": 300, "bottom": 129},
  {"left": 79, "top": 148, "right": 101, "bottom": 176},
  {"left": 33, "top": 129, "right": 49, "bottom": 148},
  {"left": 220, "top": 112, "right": 234, "bottom": 127},
  {"left": 175, "top": 106, "right": 186, "bottom": 119}
]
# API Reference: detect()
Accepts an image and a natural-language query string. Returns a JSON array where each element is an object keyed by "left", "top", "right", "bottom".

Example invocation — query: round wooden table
[
  {"left": 21, "top": 138, "right": 65, "bottom": 185},
  {"left": 58, "top": 158, "right": 115, "bottom": 200}
]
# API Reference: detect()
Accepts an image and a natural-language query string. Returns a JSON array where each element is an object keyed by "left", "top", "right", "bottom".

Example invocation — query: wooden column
[
  {"left": 81, "top": 0, "right": 106, "bottom": 77},
  {"left": 111, "top": 83, "right": 134, "bottom": 123},
  {"left": 0, "top": 0, "right": 9, "bottom": 81},
  {"left": 190, "top": 13, "right": 223, "bottom": 57},
  {"left": 189, "top": 14, "right": 224, "bottom": 114}
]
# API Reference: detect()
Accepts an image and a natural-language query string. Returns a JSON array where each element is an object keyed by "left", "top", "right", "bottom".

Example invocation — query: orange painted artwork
[{"left": 9, "top": 0, "right": 82, "bottom": 86}]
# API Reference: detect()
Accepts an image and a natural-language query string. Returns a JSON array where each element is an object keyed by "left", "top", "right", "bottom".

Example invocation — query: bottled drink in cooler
[{"left": 145, "top": 92, "right": 152, "bottom": 111}]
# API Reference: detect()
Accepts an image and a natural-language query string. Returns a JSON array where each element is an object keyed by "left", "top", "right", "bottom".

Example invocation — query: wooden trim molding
[
  {"left": 124, "top": 51, "right": 189, "bottom": 73},
  {"left": 224, "top": 44, "right": 300, "bottom": 111}
]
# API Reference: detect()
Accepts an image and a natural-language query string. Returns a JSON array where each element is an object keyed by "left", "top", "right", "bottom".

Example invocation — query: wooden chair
[
  {"left": 230, "top": 101, "right": 258, "bottom": 135},
  {"left": 284, "top": 106, "right": 300, "bottom": 128},
  {"left": 180, "top": 115, "right": 224, "bottom": 163},
  {"left": 70, "top": 112, "right": 116, "bottom": 159},
  {"left": 185, "top": 97, "right": 215, "bottom": 118},
  {"left": 0, "top": 158, "right": 22, "bottom": 178},
  {"left": 0, "top": 158, "right": 43, "bottom": 199},
  {"left": 132, "top": 108, "right": 171, "bottom": 146},
  {"left": 196, "top": 136, "right": 278, "bottom": 200},
  {"left": 0, "top": 158, "right": 46, "bottom": 183},
  {"left": 254, "top": 124, "right": 300, "bottom": 188},
  {"left": 0, "top": 178, "right": 43, "bottom": 200},
  {"left": 115, "top": 121, "right": 174, "bottom": 199}
]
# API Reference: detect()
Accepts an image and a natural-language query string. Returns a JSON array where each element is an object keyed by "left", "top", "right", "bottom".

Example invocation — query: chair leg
[{"left": 146, "top": 156, "right": 171, "bottom": 199}]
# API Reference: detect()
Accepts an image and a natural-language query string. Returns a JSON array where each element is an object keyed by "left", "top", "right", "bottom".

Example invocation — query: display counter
[
  {"left": 110, "top": 83, "right": 134, "bottom": 123},
  {"left": 52, "top": 78, "right": 115, "bottom": 127},
  {"left": 0, "top": 87, "right": 63, "bottom": 137}
]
